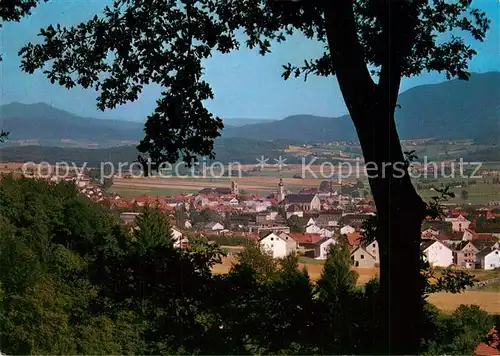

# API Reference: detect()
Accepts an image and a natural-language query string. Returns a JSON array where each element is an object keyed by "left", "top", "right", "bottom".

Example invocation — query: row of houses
[
  {"left": 421, "top": 239, "right": 500, "bottom": 270},
  {"left": 257, "top": 230, "right": 374, "bottom": 264},
  {"left": 117, "top": 208, "right": 500, "bottom": 270},
  {"left": 260, "top": 232, "right": 341, "bottom": 260},
  {"left": 257, "top": 228, "right": 500, "bottom": 270}
]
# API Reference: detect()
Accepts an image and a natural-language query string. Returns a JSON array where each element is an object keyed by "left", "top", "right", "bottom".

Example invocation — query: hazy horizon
[{"left": 2, "top": 70, "right": 498, "bottom": 123}]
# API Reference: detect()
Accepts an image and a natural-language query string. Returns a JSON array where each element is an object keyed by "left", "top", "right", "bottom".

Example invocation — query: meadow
[
  {"left": 417, "top": 180, "right": 500, "bottom": 205},
  {"left": 110, "top": 173, "right": 344, "bottom": 197}
]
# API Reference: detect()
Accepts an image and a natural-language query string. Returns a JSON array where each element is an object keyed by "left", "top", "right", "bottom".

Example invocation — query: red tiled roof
[
  {"left": 473, "top": 233, "right": 494, "bottom": 240},
  {"left": 133, "top": 195, "right": 154, "bottom": 203},
  {"left": 289, "top": 233, "right": 322, "bottom": 244},
  {"left": 435, "top": 233, "right": 454, "bottom": 242},
  {"left": 450, "top": 209, "right": 469, "bottom": 217},
  {"left": 421, "top": 231, "right": 435, "bottom": 238},
  {"left": 114, "top": 200, "right": 132, "bottom": 209},
  {"left": 474, "top": 328, "right": 499, "bottom": 355},
  {"left": 474, "top": 342, "right": 498, "bottom": 355}
]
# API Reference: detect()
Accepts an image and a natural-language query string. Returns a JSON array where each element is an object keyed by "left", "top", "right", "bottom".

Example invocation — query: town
[{"left": 23, "top": 164, "right": 500, "bottom": 273}]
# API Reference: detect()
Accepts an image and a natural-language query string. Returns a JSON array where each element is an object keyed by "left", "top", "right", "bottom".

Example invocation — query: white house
[
  {"left": 260, "top": 232, "right": 296, "bottom": 258},
  {"left": 184, "top": 220, "right": 193, "bottom": 229},
  {"left": 255, "top": 201, "right": 272, "bottom": 212},
  {"left": 286, "top": 207, "right": 304, "bottom": 219},
  {"left": 229, "top": 198, "right": 239, "bottom": 206},
  {"left": 279, "top": 232, "right": 298, "bottom": 254},
  {"left": 318, "top": 228, "right": 333, "bottom": 238},
  {"left": 445, "top": 214, "right": 471, "bottom": 233},
  {"left": 462, "top": 228, "right": 475, "bottom": 241},
  {"left": 267, "top": 211, "right": 279, "bottom": 220},
  {"left": 314, "top": 237, "right": 337, "bottom": 260},
  {"left": 350, "top": 246, "right": 377, "bottom": 268},
  {"left": 421, "top": 240, "right": 453, "bottom": 267},
  {"left": 306, "top": 224, "right": 322, "bottom": 234},
  {"left": 364, "top": 239, "right": 380, "bottom": 264},
  {"left": 340, "top": 225, "right": 355, "bottom": 235},
  {"left": 205, "top": 222, "right": 224, "bottom": 231},
  {"left": 306, "top": 217, "right": 316, "bottom": 226},
  {"left": 171, "top": 227, "right": 188, "bottom": 248},
  {"left": 476, "top": 249, "right": 500, "bottom": 270}
]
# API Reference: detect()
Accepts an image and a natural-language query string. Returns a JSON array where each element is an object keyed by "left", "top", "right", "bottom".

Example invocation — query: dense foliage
[{"left": 0, "top": 176, "right": 497, "bottom": 355}]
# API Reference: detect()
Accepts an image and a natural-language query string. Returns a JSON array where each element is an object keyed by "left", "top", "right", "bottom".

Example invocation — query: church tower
[
  {"left": 277, "top": 178, "right": 285, "bottom": 203},
  {"left": 231, "top": 180, "right": 239, "bottom": 195}
]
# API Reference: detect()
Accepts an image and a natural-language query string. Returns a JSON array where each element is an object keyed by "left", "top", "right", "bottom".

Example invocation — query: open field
[
  {"left": 109, "top": 172, "right": 500, "bottom": 204},
  {"left": 417, "top": 181, "right": 500, "bottom": 205},
  {"left": 427, "top": 291, "right": 500, "bottom": 314},
  {"left": 106, "top": 158, "right": 500, "bottom": 202},
  {"left": 110, "top": 175, "right": 344, "bottom": 197},
  {"left": 212, "top": 256, "right": 379, "bottom": 285},
  {"left": 284, "top": 145, "right": 314, "bottom": 155},
  {"left": 0, "top": 162, "right": 27, "bottom": 174},
  {"left": 111, "top": 186, "right": 199, "bottom": 197}
]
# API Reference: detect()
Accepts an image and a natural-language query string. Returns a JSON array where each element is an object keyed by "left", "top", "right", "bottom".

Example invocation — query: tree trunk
[
  {"left": 321, "top": 1, "right": 426, "bottom": 352},
  {"left": 354, "top": 101, "right": 427, "bottom": 354}
]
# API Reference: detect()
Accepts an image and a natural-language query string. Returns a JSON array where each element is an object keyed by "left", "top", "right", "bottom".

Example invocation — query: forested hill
[
  {"left": 0, "top": 138, "right": 300, "bottom": 166},
  {"left": 0, "top": 102, "right": 143, "bottom": 143},
  {"left": 222, "top": 72, "right": 500, "bottom": 143},
  {"left": 0, "top": 102, "right": 273, "bottom": 145}
]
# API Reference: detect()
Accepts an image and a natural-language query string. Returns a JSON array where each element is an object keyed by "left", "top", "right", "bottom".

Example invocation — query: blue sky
[{"left": 0, "top": 0, "right": 498, "bottom": 122}]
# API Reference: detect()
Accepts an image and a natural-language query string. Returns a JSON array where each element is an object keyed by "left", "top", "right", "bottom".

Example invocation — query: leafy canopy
[{"left": 17, "top": 0, "right": 489, "bottom": 164}]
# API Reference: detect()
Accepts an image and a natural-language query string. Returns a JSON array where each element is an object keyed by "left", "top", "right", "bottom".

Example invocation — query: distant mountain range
[
  {"left": 0, "top": 102, "right": 143, "bottom": 145},
  {"left": 224, "top": 118, "right": 276, "bottom": 127},
  {"left": 0, "top": 102, "right": 274, "bottom": 146},
  {"left": 223, "top": 72, "right": 500, "bottom": 143},
  {"left": 0, "top": 71, "right": 498, "bottom": 146},
  {"left": 222, "top": 114, "right": 358, "bottom": 141}
]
